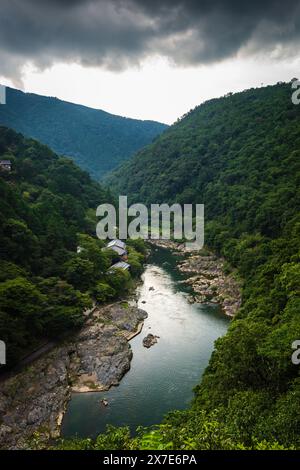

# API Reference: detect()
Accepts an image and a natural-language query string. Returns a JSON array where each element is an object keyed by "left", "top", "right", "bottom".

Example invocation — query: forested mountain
[
  {"left": 0, "top": 87, "right": 167, "bottom": 179},
  {"left": 105, "top": 82, "right": 300, "bottom": 448},
  {"left": 0, "top": 127, "right": 144, "bottom": 366},
  {"left": 2, "top": 82, "right": 300, "bottom": 449}
]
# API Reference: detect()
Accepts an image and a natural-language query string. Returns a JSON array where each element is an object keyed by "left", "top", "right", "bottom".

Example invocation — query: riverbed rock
[
  {"left": 70, "top": 303, "right": 147, "bottom": 391},
  {"left": 177, "top": 253, "right": 241, "bottom": 317},
  {"left": 143, "top": 333, "right": 159, "bottom": 348},
  {"left": 0, "top": 346, "right": 71, "bottom": 449},
  {"left": 104, "top": 304, "right": 148, "bottom": 332},
  {"left": 73, "top": 323, "right": 132, "bottom": 389},
  {"left": 149, "top": 240, "right": 241, "bottom": 318}
]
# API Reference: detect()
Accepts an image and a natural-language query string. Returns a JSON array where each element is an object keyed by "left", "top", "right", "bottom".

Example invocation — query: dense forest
[
  {"left": 0, "top": 127, "right": 145, "bottom": 366},
  {"left": 99, "top": 82, "right": 300, "bottom": 449},
  {"left": 0, "top": 87, "right": 167, "bottom": 179},
  {"left": 2, "top": 81, "right": 300, "bottom": 450}
]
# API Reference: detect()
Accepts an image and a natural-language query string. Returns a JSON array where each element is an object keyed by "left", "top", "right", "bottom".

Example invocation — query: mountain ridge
[
  {"left": 0, "top": 86, "right": 168, "bottom": 179},
  {"left": 104, "top": 81, "right": 300, "bottom": 449}
]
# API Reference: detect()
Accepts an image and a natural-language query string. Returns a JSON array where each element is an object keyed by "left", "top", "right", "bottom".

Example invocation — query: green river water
[{"left": 62, "top": 247, "right": 229, "bottom": 438}]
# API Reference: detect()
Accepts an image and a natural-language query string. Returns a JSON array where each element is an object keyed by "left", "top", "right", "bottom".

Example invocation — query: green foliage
[
  {"left": 0, "top": 87, "right": 167, "bottom": 179},
  {"left": 53, "top": 413, "right": 294, "bottom": 450},
  {"left": 106, "top": 268, "right": 132, "bottom": 295},
  {"left": 3, "top": 82, "right": 300, "bottom": 449},
  {"left": 0, "top": 261, "right": 28, "bottom": 281},
  {"left": 0, "top": 126, "right": 148, "bottom": 367},
  {"left": 54, "top": 426, "right": 133, "bottom": 450},
  {"left": 106, "top": 82, "right": 300, "bottom": 448},
  {"left": 126, "top": 237, "right": 148, "bottom": 255},
  {"left": 0, "top": 277, "right": 46, "bottom": 362},
  {"left": 127, "top": 247, "right": 144, "bottom": 277},
  {"left": 0, "top": 127, "right": 129, "bottom": 367},
  {"left": 93, "top": 426, "right": 132, "bottom": 450},
  {"left": 63, "top": 257, "right": 96, "bottom": 291},
  {"left": 77, "top": 233, "right": 113, "bottom": 274},
  {"left": 91, "top": 282, "right": 116, "bottom": 303},
  {"left": 37, "top": 277, "right": 92, "bottom": 336}
]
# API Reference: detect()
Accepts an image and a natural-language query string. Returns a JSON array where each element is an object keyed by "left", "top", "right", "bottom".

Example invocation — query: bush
[{"left": 91, "top": 282, "right": 116, "bottom": 303}]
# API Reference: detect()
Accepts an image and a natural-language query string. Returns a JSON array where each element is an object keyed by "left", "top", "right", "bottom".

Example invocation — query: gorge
[{"left": 61, "top": 246, "right": 230, "bottom": 439}]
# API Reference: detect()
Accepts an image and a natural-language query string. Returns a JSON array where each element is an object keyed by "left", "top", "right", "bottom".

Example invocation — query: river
[{"left": 61, "top": 247, "right": 229, "bottom": 438}]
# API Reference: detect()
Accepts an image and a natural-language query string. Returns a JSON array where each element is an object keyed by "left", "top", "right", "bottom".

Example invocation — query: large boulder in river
[{"left": 143, "top": 333, "right": 159, "bottom": 348}]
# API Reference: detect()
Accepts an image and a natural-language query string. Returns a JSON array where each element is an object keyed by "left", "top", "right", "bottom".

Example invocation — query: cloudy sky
[{"left": 1, "top": 0, "right": 300, "bottom": 123}]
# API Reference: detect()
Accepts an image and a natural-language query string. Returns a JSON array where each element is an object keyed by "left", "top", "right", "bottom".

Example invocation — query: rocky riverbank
[
  {"left": 178, "top": 253, "right": 241, "bottom": 317},
  {"left": 0, "top": 243, "right": 241, "bottom": 449},
  {"left": 149, "top": 240, "right": 241, "bottom": 318},
  {"left": 0, "top": 302, "right": 147, "bottom": 449},
  {"left": 70, "top": 303, "right": 147, "bottom": 392}
]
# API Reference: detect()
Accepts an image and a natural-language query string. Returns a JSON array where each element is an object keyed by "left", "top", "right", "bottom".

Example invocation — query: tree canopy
[
  {"left": 106, "top": 82, "right": 300, "bottom": 449},
  {"left": 0, "top": 127, "right": 145, "bottom": 366}
]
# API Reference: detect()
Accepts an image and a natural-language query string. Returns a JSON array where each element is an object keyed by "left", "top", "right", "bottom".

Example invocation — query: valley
[
  {"left": 0, "top": 81, "right": 299, "bottom": 450},
  {"left": 0, "top": 245, "right": 233, "bottom": 449}
]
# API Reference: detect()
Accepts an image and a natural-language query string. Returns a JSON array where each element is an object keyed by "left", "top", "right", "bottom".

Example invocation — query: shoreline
[
  {"left": 0, "top": 242, "right": 241, "bottom": 449},
  {"left": 70, "top": 316, "right": 146, "bottom": 394},
  {"left": 126, "top": 321, "right": 145, "bottom": 341},
  {"left": 148, "top": 240, "right": 242, "bottom": 318},
  {"left": 70, "top": 321, "right": 144, "bottom": 395},
  {"left": 0, "top": 298, "right": 147, "bottom": 449}
]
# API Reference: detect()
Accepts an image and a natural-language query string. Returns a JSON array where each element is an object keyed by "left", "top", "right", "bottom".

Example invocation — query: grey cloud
[{"left": 1, "top": 0, "right": 300, "bottom": 83}]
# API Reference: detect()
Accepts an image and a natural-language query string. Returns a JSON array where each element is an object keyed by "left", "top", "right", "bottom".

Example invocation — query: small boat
[{"left": 101, "top": 399, "right": 108, "bottom": 406}]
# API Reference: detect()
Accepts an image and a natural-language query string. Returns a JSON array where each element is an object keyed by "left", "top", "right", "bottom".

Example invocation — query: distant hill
[{"left": 0, "top": 87, "right": 167, "bottom": 179}]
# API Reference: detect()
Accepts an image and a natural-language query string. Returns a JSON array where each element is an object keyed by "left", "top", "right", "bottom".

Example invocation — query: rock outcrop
[
  {"left": 178, "top": 254, "right": 241, "bottom": 317},
  {"left": 0, "top": 346, "right": 71, "bottom": 449},
  {"left": 0, "top": 302, "right": 147, "bottom": 449},
  {"left": 143, "top": 333, "right": 159, "bottom": 348},
  {"left": 149, "top": 240, "right": 241, "bottom": 318},
  {"left": 70, "top": 304, "right": 148, "bottom": 392}
]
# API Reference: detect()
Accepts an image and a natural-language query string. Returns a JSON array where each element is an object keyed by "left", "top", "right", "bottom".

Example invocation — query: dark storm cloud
[{"left": 1, "top": 0, "right": 300, "bottom": 83}]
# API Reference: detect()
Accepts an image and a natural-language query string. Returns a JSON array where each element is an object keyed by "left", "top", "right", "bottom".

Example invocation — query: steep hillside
[
  {"left": 0, "top": 127, "right": 144, "bottom": 367},
  {"left": 0, "top": 87, "right": 167, "bottom": 179},
  {"left": 105, "top": 82, "right": 300, "bottom": 448}
]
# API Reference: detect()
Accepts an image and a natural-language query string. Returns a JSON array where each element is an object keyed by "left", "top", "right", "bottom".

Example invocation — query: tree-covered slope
[
  {"left": 0, "top": 87, "right": 167, "bottom": 179},
  {"left": 0, "top": 127, "right": 145, "bottom": 367},
  {"left": 105, "top": 82, "right": 300, "bottom": 448}
]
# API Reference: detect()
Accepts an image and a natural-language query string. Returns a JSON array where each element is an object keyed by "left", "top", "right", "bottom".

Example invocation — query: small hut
[
  {"left": 0, "top": 160, "right": 11, "bottom": 172},
  {"left": 106, "top": 239, "right": 127, "bottom": 259},
  {"left": 107, "top": 261, "right": 131, "bottom": 273}
]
